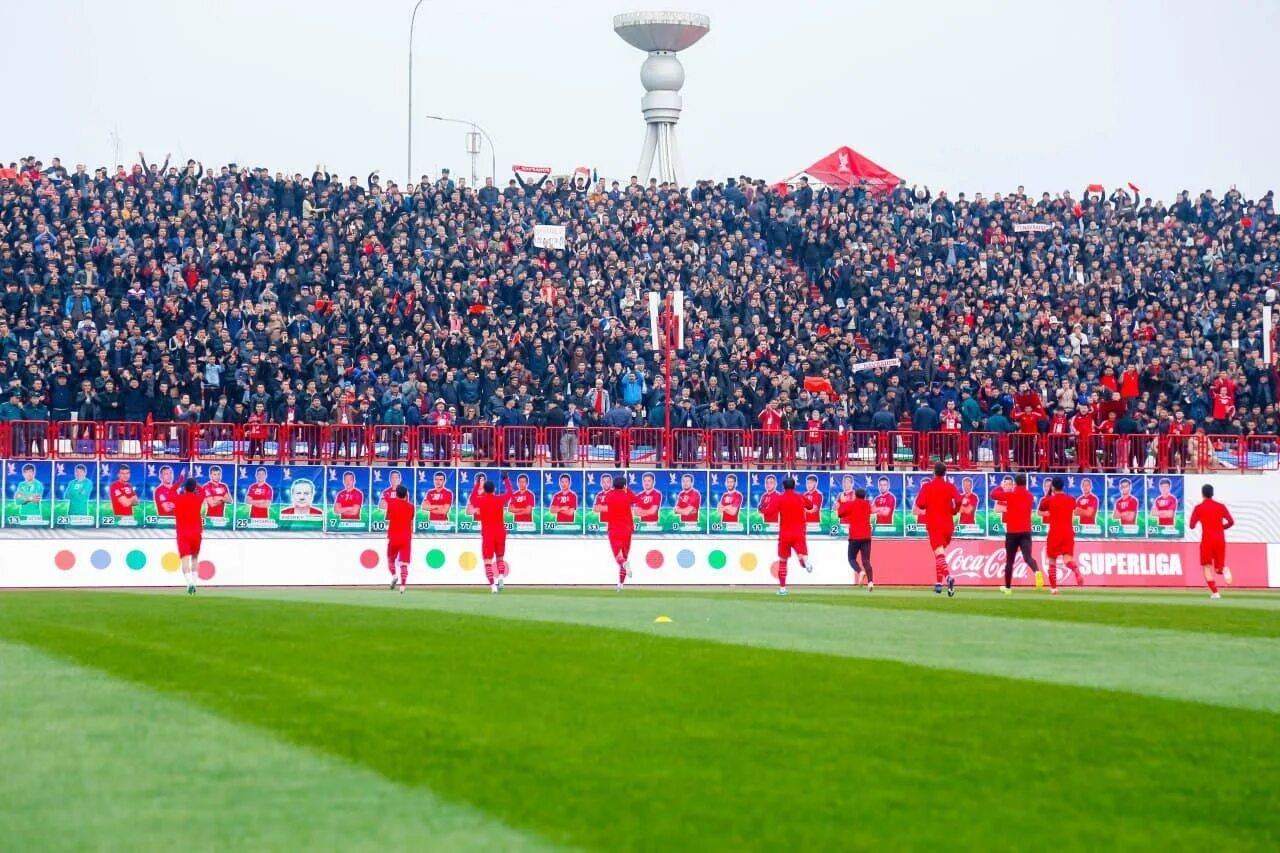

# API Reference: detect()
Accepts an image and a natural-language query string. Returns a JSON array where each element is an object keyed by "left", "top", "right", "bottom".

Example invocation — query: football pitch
[{"left": 1, "top": 586, "right": 1278, "bottom": 851}]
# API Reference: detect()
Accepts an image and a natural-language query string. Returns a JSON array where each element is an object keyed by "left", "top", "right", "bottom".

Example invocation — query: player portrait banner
[
  {"left": 98, "top": 460, "right": 145, "bottom": 529},
  {"left": 414, "top": 467, "right": 458, "bottom": 534},
  {"left": 584, "top": 469, "right": 626, "bottom": 536},
  {"left": 903, "top": 473, "right": 936, "bottom": 539},
  {"left": 1057, "top": 473, "right": 1106, "bottom": 539},
  {"left": 4, "top": 460, "right": 52, "bottom": 529},
  {"left": 141, "top": 462, "right": 188, "bottom": 529},
  {"left": 1104, "top": 474, "right": 1147, "bottom": 539},
  {"left": 789, "top": 471, "right": 833, "bottom": 536},
  {"left": 233, "top": 464, "right": 325, "bottom": 531},
  {"left": 542, "top": 470, "right": 584, "bottom": 535},
  {"left": 708, "top": 470, "right": 749, "bottom": 535},
  {"left": 745, "top": 471, "right": 784, "bottom": 535},
  {"left": 188, "top": 462, "right": 233, "bottom": 530},
  {"left": 1146, "top": 474, "right": 1185, "bottom": 539},
  {"left": 947, "top": 472, "right": 988, "bottom": 537},
  {"left": 53, "top": 460, "right": 97, "bottom": 529},
  {"left": 325, "top": 466, "right": 372, "bottom": 533},
  {"left": 624, "top": 469, "right": 706, "bottom": 534},
  {"left": 458, "top": 468, "right": 540, "bottom": 534}
]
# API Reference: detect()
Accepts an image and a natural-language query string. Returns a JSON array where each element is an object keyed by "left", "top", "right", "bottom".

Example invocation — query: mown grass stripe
[
  {"left": 219, "top": 588, "right": 1280, "bottom": 712},
  {"left": 0, "top": 639, "right": 556, "bottom": 852}
]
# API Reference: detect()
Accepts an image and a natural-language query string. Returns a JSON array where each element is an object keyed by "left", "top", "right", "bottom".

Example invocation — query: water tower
[{"left": 613, "top": 11, "right": 710, "bottom": 187}]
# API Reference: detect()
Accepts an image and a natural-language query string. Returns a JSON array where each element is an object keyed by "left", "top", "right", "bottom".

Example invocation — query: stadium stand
[{"left": 0, "top": 154, "right": 1276, "bottom": 471}]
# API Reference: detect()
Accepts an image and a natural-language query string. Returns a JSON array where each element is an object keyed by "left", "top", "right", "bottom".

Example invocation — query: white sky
[{"left": 4, "top": 0, "right": 1277, "bottom": 202}]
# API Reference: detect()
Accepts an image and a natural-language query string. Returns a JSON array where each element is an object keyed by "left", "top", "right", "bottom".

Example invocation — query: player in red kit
[
  {"left": 990, "top": 473, "right": 1043, "bottom": 593},
  {"left": 201, "top": 465, "right": 230, "bottom": 527},
  {"left": 471, "top": 474, "right": 513, "bottom": 593},
  {"left": 602, "top": 476, "right": 639, "bottom": 590},
  {"left": 384, "top": 484, "right": 415, "bottom": 593},
  {"left": 333, "top": 471, "right": 364, "bottom": 520},
  {"left": 757, "top": 474, "right": 781, "bottom": 527},
  {"left": 1190, "top": 484, "right": 1235, "bottom": 598},
  {"left": 509, "top": 473, "right": 536, "bottom": 526},
  {"left": 717, "top": 473, "right": 743, "bottom": 528},
  {"left": 913, "top": 463, "right": 961, "bottom": 596},
  {"left": 958, "top": 477, "right": 980, "bottom": 527},
  {"left": 838, "top": 487, "right": 874, "bottom": 590},
  {"left": 802, "top": 474, "right": 824, "bottom": 528},
  {"left": 1113, "top": 478, "right": 1139, "bottom": 531},
  {"left": 246, "top": 466, "right": 273, "bottom": 522},
  {"left": 109, "top": 463, "right": 140, "bottom": 525},
  {"left": 1041, "top": 477, "right": 1083, "bottom": 594},
  {"left": 378, "top": 469, "right": 405, "bottom": 508},
  {"left": 549, "top": 474, "right": 578, "bottom": 523},
  {"left": 871, "top": 476, "right": 896, "bottom": 530},
  {"left": 172, "top": 479, "right": 206, "bottom": 595},
  {"left": 1152, "top": 478, "right": 1178, "bottom": 531},
  {"left": 675, "top": 473, "right": 701, "bottom": 525},
  {"left": 153, "top": 465, "right": 178, "bottom": 519},
  {"left": 1075, "top": 478, "right": 1100, "bottom": 529},
  {"left": 635, "top": 473, "right": 662, "bottom": 525},
  {"left": 775, "top": 477, "right": 813, "bottom": 596},
  {"left": 421, "top": 471, "right": 453, "bottom": 524}
]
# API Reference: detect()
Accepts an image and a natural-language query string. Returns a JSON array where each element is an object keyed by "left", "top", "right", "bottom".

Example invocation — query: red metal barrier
[
  {"left": 922, "top": 431, "right": 966, "bottom": 467},
  {"left": 149, "top": 422, "right": 192, "bottom": 460},
  {"left": 6, "top": 421, "right": 51, "bottom": 459},
  {"left": 1044, "top": 434, "right": 1076, "bottom": 471},
  {"left": 706, "top": 428, "right": 750, "bottom": 468},
  {"left": 628, "top": 427, "right": 666, "bottom": 467},
  {"left": 497, "top": 426, "right": 540, "bottom": 465},
  {"left": 790, "top": 428, "right": 845, "bottom": 469},
  {"left": 100, "top": 421, "right": 146, "bottom": 459},
  {"left": 580, "top": 427, "right": 626, "bottom": 466},
  {"left": 457, "top": 424, "right": 497, "bottom": 465},
  {"left": 53, "top": 421, "right": 99, "bottom": 459},
  {"left": 372, "top": 425, "right": 414, "bottom": 463},
  {"left": 669, "top": 428, "right": 707, "bottom": 467},
  {"left": 841, "top": 430, "right": 880, "bottom": 469},
  {"left": 1242, "top": 435, "right": 1280, "bottom": 471},
  {"left": 327, "top": 425, "right": 369, "bottom": 463},
  {"left": 753, "top": 429, "right": 787, "bottom": 468},
  {"left": 283, "top": 424, "right": 324, "bottom": 463},
  {"left": 241, "top": 422, "right": 278, "bottom": 463},
  {"left": 192, "top": 423, "right": 240, "bottom": 463},
  {"left": 418, "top": 422, "right": 455, "bottom": 464},
  {"left": 542, "top": 426, "right": 580, "bottom": 467}
]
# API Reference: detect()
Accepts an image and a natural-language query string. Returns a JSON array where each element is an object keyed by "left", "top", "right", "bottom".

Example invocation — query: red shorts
[
  {"left": 1199, "top": 540, "right": 1226, "bottom": 571},
  {"left": 777, "top": 534, "right": 808, "bottom": 559},
  {"left": 1046, "top": 535, "right": 1075, "bottom": 560},
  {"left": 608, "top": 530, "right": 633, "bottom": 560},
  {"left": 481, "top": 531, "right": 507, "bottom": 561},
  {"left": 387, "top": 540, "right": 411, "bottom": 566},
  {"left": 176, "top": 532, "right": 201, "bottom": 558},
  {"left": 926, "top": 527, "right": 953, "bottom": 550}
]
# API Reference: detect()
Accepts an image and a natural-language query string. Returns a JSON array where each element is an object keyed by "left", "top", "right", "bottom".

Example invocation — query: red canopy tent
[{"left": 783, "top": 146, "right": 902, "bottom": 194}]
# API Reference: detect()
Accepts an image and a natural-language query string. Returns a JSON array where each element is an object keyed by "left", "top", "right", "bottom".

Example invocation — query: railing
[{"left": 0, "top": 421, "right": 1273, "bottom": 472}]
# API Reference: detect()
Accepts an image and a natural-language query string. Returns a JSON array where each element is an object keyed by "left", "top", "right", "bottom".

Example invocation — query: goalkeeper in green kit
[
  {"left": 64, "top": 464, "right": 94, "bottom": 519},
  {"left": 13, "top": 463, "right": 45, "bottom": 520}
]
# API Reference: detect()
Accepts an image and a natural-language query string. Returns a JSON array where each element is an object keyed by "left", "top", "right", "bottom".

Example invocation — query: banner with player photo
[
  {"left": 368, "top": 466, "right": 413, "bottom": 534},
  {"left": 325, "top": 466, "right": 372, "bottom": 533},
  {"left": 1103, "top": 474, "right": 1147, "bottom": 539},
  {"left": 903, "top": 472, "right": 933, "bottom": 539},
  {"left": 984, "top": 472, "right": 1031, "bottom": 537},
  {"left": 1053, "top": 473, "right": 1106, "bottom": 538},
  {"left": 53, "top": 460, "right": 97, "bottom": 529},
  {"left": 584, "top": 469, "right": 626, "bottom": 536},
  {"left": 789, "top": 471, "right": 834, "bottom": 536},
  {"left": 622, "top": 469, "right": 707, "bottom": 534},
  {"left": 187, "top": 462, "right": 233, "bottom": 530},
  {"left": 140, "top": 462, "right": 189, "bottom": 529},
  {"left": 457, "top": 468, "right": 540, "bottom": 534},
  {"left": 745, "top": 471, "right": 785, "bottom": 535},
  {"left": 97, "top": 460, "right": 145, "bottom": 529},
  {"left": 542, "top": 470, "right": 584, "bottom": 535},
  {"left": 3, "top": 460, "right": 52, "bottom": 528},
  {"left": 708, "top": 470, "right": 749, "bottom": 535},
  {"left": 233, "top": 464, "right": 326, "bottom": 531},
  {"left": 413, "top": 467, "right": 458, "bottom": 534},
  {"left": 1145, "top": 474, "right": 1185, "bottom": 539},
  {"left": 950, "top": 472, "right": 989, "bottom": 537}
]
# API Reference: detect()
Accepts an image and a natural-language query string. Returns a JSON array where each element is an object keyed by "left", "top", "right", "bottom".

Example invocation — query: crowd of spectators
[{"left": 0, "top": 153, "right": 1277, "bottom": 452}]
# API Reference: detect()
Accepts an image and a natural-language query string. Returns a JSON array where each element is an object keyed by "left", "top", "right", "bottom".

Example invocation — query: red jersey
[
  {"left": 471, "top": 487, "right": 511, "bottom": 533},
  {"left": 1072, "top": 412, "right": 1094, "bottom": 437},
  {"left": 153, "top": 482, "right": 178, "bottom": 517},
  {"left": 593, "top": 488, "right": 611, "bottom": 516},
  {"left": 838, "top": 497, "right": 873, "bottom": 540},
  {"left": 1075, "top": 493, "right": 1099, "bottom": 524},
  {"left": 246, "top": 482, "right": 273, "bottom": 519},
  {"left": 1189, "top": 498, "right": 1234, "bottom": 543},
  {"left": 958, "top": 491, "right": 979, "bottom": 525},
  {"left": 758, "top": 408, "right": 782, "bottom": 432},
  {"left": 914, "top": 477, "right": 961, "bottom": 531},
  {"left": 549, "top": 490, "right": 578, "bottom": 522},
  {"left": 384, "top": 497, "right": 415, "bottom": 543},
  {"left": 602, "top": 489, "right": 637, "bottom": 534},
  {"left": 990, "top": 486, "right": 1034, "bottom": 533},
  {"left": 635, "top": 489, "right": 662, "bottom": 522},
  {"left": 422, "top": 487, "right": 453, "bottom": 521},
  {"left": 109, "top": 480, "right": 137, "bottom": 516},
  {"left": 509, "top": 488, "right": 535, "bottom": 523},
  {"left": 333, "top": 488, "right": 364, "bottom": 519},
  {"left": 1042, "top": 492, "right": 1076, "bottom": 538},
  {"left": 777, "top": 490, "right": 808, "bottom": 539},
  {"left": 940, "top": 410, "right": 961, "bottom": 431},
  {"left": 758, "top": 490, "right": 781, "bottom": 523},
  {"left": 1114, "top": 495, "right": 1139, "bottom": 524},
  {"left": 202, "top": 481, "right": 229, "bottom": 518},
  {"left": 718, "top": 490, "right": 743, "bottom": 522},
  {"left": 675, "top": 488, "right": 701, "bottom": 522},
  {"left": 1152, "top": 494, "right": 1178, "bottom": 526},
  {"left": 380, "top": 486, "right": 399, "bottom": 506},
  {"left": 1017, "top": 411, "right": 1040, "bottom": 433},
  {"left": 803, "top": 489, "right": 823, "bottom": 524},
  {"left": 173, "top": 491, "right": 205, "bottom": 536},
  {"left": 1049, "top": 414, "right": 1068, "bottom": 435},
  {"left": 871, "top": 492, "right": 896, "bottom": 525}
]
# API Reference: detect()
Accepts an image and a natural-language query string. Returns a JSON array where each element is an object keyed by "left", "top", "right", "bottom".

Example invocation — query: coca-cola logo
[{"left": 944, "top": 545, "right": 1079, "bottom": 583}]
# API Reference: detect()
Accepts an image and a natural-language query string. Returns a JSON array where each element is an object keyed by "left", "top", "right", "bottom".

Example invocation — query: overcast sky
[{"left": 4, "top": 0, "right": 1277, "bottom": 202}]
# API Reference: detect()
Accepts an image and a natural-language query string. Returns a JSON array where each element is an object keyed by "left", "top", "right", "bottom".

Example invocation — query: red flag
[
  {"left": 1128, "top": 182, "right": 1140, "bottom": 193},
  {"left": 1087, "top": 183, "right": 1104, "bottom": 194}
]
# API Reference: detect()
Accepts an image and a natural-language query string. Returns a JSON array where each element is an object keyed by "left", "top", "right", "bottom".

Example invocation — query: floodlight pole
[
  {"left": 425, "top": 115, "right": 497, "bottom": 184},
  {"left": 407, "top": 0, "right": 428, "bottom": 187}
]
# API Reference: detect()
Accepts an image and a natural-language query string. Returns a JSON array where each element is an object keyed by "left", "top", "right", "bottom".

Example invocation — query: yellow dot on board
[
  {"left": 459, "top": 552, "right": 478, "bottom": 570},
  {"left": 160, "top": 552, "right": 181, "bottom": 572},
  {"left": 739, "top": 553, "right": 758, "bottom": 571}
]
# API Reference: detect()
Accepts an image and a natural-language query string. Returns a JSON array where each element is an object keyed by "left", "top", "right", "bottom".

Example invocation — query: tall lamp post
[
  {"left": 407, "top": 0, "right": 428, "bottom": 187},
  {"left": 424, "top": 115, "right": 497, "bottom": 186}
]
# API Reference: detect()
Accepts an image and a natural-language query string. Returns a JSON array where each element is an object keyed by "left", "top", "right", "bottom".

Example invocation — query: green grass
[{"left": 0, "top": 589, "right": 1278, "bottom": 851}]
